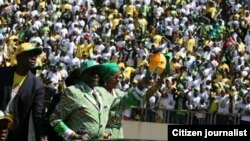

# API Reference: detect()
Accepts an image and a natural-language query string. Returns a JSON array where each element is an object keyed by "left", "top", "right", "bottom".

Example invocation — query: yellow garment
[
  {"left": 170, "top": 10, "right": 178, "bottom": 17},
  {"left": 124, "top": 34, "right": 131, "bottom": 41},
  {"left": 221, "top": 78, "right": 232, "bottom": 86},
  {"left": 185, "top": 38, "right": 196, "bottom": 53},
  {"left": 123, "top": 67, "right": 135, "bottom": 79},
  {"left": 118, "top": 62, "right": 126, "bottom": 70},
  {"left": 8, "top": 35, "right": 19, "bottom": 48},
  {"left": 218, "top": 63, "right": 230, "bottom": 72},
  {"left": 111, "top": 18, "right": 120, "bottom": 30},
  {"left": 204, "top": 39, "right": 213, "bottom": 47},
  {"left": 137, "top": 18, "right": 148, "bottom": 33},
  {"left": 176, "top": 37, "right": 184, "bottom": 46},
  {"left": 138, "top": 59, "right": 148, "bottom": 67},
  {"left": 237, "top": 42, "right": 245, "bottom": 53},
  {"left": 52, "top": 34, "right": 60, "bottom": 41},
  {"left": 21, "top": 11, "right": 28, "bottom": 17},
  {"left": 38, "top": 1, "right": 47, "bottom": 9},
  {"left": 153, "top": 35, "right": 162, "bottom": 47},
  {"left": 125, "top": 5, "right": 138, "bottom": 17},
  {"left": 36, "top": 52, "right": 46, "bottom": 67},
  {"left": 36, "top": 57, "right": 42, "bottom": 67},
  {"left": 83, "top": 43, "right": 94, "bottom": 57},
  {"left": 110, "top": 56, "right": 118, "bottom": 63},
  {"left": 13, "top": 72, "right": 27, "bottom": 87},
  {"left": 61, "top": 3, "right": 72, "bottom": 13},
  {"left": 171, "top": 62, "right": 181, "bottom": 73},
  {"left": 214, "top": 73, "right": 222, "bottom": 83},
  {"left": 15, "top": 0, "right": 20, "bottom": 4},
  {"left": 76, "top": 44, "right": 85, "bottom": 58},
  {"left": 208, "top": 7, "right": 217, "bottom": 18},
  {"left": 10, "top": 54, "right": 17, "bottom": 66},
  {"left": 209, "top": 100, "right": 218, "bottom": 113},
  {"left": 108, "top": 9, "right": 119, "bottom": 19}
]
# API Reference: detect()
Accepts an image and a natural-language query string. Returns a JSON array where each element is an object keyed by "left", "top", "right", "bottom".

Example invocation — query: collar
[{"left": 79, "top": 82, "right": 94, "bottom": 93}]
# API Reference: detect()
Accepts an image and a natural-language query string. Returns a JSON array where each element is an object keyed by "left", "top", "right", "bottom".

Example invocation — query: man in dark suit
[{"left": 0, "top": 42, "right": 47, "bottom": 141}]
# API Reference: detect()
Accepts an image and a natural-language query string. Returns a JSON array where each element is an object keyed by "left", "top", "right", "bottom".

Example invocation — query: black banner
[{"left": 168, "top": 125, "right": 250, "bottom": 141}]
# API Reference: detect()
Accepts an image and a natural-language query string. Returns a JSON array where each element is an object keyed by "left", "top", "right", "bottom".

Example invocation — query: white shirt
[
  {"left": 153, "top": 6, "right": 164, "bottom": 18},
  {"left": 70, "top": 57, "right": 81, "bottom": 68},
  {"left": 217, "top": 94, "right": 230, "bottom": 114},
  {"left": 159, "top": 94, "right": 175, "bottom": 110}
]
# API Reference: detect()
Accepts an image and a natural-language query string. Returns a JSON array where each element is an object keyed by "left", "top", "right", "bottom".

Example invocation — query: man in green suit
[{"left": 49, "top": 60, "right": 114, "bottom": 140}]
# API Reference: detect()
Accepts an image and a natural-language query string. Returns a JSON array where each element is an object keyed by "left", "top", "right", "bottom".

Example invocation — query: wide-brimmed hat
[
  {"left": 80, "top": 60, "right": 100, "bottom": 75},
  {"left": 15, "top": 42, "right": 42, "bottom": 56}
]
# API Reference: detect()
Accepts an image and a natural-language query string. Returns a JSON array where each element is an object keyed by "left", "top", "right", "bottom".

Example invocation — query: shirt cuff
[{"left": 63, "top": 129, "right": 75, "bottom": 140}]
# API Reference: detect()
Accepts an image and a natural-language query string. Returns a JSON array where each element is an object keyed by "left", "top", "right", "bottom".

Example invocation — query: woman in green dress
[
  {"left": 98, "top": 62, "right": 125, "bottom": 139},
  {"left": 99, "top": 62, "right": 166, "bottom": 139}
]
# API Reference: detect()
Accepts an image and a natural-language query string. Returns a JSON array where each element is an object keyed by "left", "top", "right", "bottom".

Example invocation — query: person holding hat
[
  {"left": 0, "top": 42, "right": 48, "bottom": 141},
  {"left": 49, "top": 60, "right": 114, "bottom": 140}
]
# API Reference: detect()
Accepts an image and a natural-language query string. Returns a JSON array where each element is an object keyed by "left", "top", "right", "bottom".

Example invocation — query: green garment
[
  {"left": 18, "top": 29, "right": 26, "bottom": 42},
  {"left": 105, "top": 88, "right": 126, "bottom": 138},
  {"left": 164, "top": 52, "right": 173, "bottom": 75},
  {"left": 40, "top": 26, "right": 50, "bottom": 36},
  {"left": 139, "top": 5, "right": 150, "bottom": 17},
  {"left": 105, "top": 87, "right": 146, "bottom": 139},
  {"left": 49, "top": 83, "right": 114, "bottom": 139},
  {"left": 47, "top": 72, "right": 147, "bottom": 140}
]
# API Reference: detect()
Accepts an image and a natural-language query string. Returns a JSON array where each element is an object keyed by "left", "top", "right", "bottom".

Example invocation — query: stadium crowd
[{"left": 0, "top": 0, "right": 250, "bottom": 140}]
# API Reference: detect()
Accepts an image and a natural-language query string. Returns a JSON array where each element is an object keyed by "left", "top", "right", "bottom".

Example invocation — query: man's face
[
  {"left": 16, "top": 51, "right": 38, "bottom": 69},
  {"left": 82, "top": 68, "right": 99, "bottom": 88}
]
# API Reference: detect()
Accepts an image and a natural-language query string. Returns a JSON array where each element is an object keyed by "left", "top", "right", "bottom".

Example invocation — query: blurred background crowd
[{"left": 0, "top": 0, "right": 250, "bottom": 125}]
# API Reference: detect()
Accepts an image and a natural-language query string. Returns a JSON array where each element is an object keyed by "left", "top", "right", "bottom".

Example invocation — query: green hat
[
  {"left": 80, "top": 60, "right": 100, "bottom": 75},
  {"left": 99, "top": 62, "right": 121, "bottom": 80}
]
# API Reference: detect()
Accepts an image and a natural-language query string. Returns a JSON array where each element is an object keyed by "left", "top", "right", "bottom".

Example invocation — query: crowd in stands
[{"left": 0, "top": 0, "right": 250, "bottom": 126}]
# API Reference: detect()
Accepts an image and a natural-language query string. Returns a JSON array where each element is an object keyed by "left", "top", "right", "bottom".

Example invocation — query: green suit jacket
[{"left": 49, "top": 82, "right": 114, "bottom": 139}]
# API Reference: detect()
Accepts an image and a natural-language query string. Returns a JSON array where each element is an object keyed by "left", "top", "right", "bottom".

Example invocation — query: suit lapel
[
  {"left": 84, "top": 91, "right": 100, "bottom": 110},
  {"left": 94, "top": 90, "right": 103, "bottom": 111},
  {"left": 79, "top": 83, "right": 100, "bottom": 110}
]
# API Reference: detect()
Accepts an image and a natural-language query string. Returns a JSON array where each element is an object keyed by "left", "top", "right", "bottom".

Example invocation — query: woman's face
[{"left": 105, "top": 72, "right": 122, "bottom": 89}]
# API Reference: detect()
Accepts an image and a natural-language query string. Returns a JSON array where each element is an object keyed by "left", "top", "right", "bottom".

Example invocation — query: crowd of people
[{"left": 1, "top": 0, "right": 250, "bottom": 140}]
